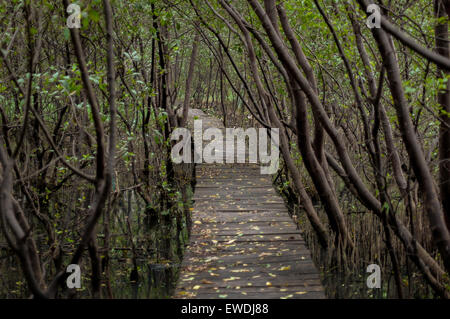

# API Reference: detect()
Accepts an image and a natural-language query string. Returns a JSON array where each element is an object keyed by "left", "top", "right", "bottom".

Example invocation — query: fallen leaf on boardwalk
[
  {"left": 201, "top": 279, "right": 214, "bottom": 284},
  {"left": 295, "top": 292, "right": 307, "bottom": 295},
  {"left": 231, "top": 269, "right": 250, "bottom": 273},
  {"left": 281, "top": 294, "right": 293, "bottom": 299},
  {"left": 266, "top": 282, "right": 272, "bottom": 286},
  {"left": 226, "top": 239, "right": 236, "bottom": 244},
  {"left": 223, "top": 277, "right": 240, "bottom": 281},
  {"left": 218, "top": 294, "right": 228, "bottom": 298},
  {"left": 280, "top": 266, "right": 291, "bottom": 271},
  {"left": 194, "top": 221, "right": 202, "bottom": 225},
  {"left": 193, "top": 285, "right": 201, "bottom": 290}
]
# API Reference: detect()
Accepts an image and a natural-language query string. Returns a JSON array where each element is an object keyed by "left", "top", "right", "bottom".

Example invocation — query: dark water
[
  {"left": 0, "top": 170, "right": 194, "bottom": 299},
  {"left": 276, "top": 183, "right": 438, "bottom": 299},
  {"left": 106, "top": 201, "right": 191, "bottom": 299}
]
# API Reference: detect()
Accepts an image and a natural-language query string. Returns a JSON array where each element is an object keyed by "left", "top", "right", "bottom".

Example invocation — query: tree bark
[
  {"left": 435, "top": 0, "right": 450, "bottom": 232},
  {"left": 180, "top": 33, "right": 200, "bottom": 127}
]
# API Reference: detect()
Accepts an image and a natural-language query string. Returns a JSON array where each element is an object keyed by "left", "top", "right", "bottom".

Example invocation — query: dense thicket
[{"left": 1, "top": 0, "right": 450, "bottom": 298}]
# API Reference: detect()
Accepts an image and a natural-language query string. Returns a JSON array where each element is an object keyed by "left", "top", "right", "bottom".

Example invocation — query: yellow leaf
[{"left": 231, "top": 269, "right": 250, "bottom": 273}]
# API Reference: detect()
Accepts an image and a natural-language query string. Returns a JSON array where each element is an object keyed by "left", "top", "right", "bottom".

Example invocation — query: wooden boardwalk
[{"left": 173, "top": 110, "right": 325, "bottom": 299}]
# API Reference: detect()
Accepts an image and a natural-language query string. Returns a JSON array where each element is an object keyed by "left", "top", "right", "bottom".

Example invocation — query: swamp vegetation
[{"left": 1, "top": 0, "right": 450, "bottom": 299}]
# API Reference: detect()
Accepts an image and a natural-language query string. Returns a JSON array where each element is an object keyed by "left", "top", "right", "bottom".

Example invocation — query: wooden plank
[
  {"left": 176, "top": 291, "right": 325, "bottom": 299},
  {"left": 191, "top": 214, "right": 292, "bottom": 223}
]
